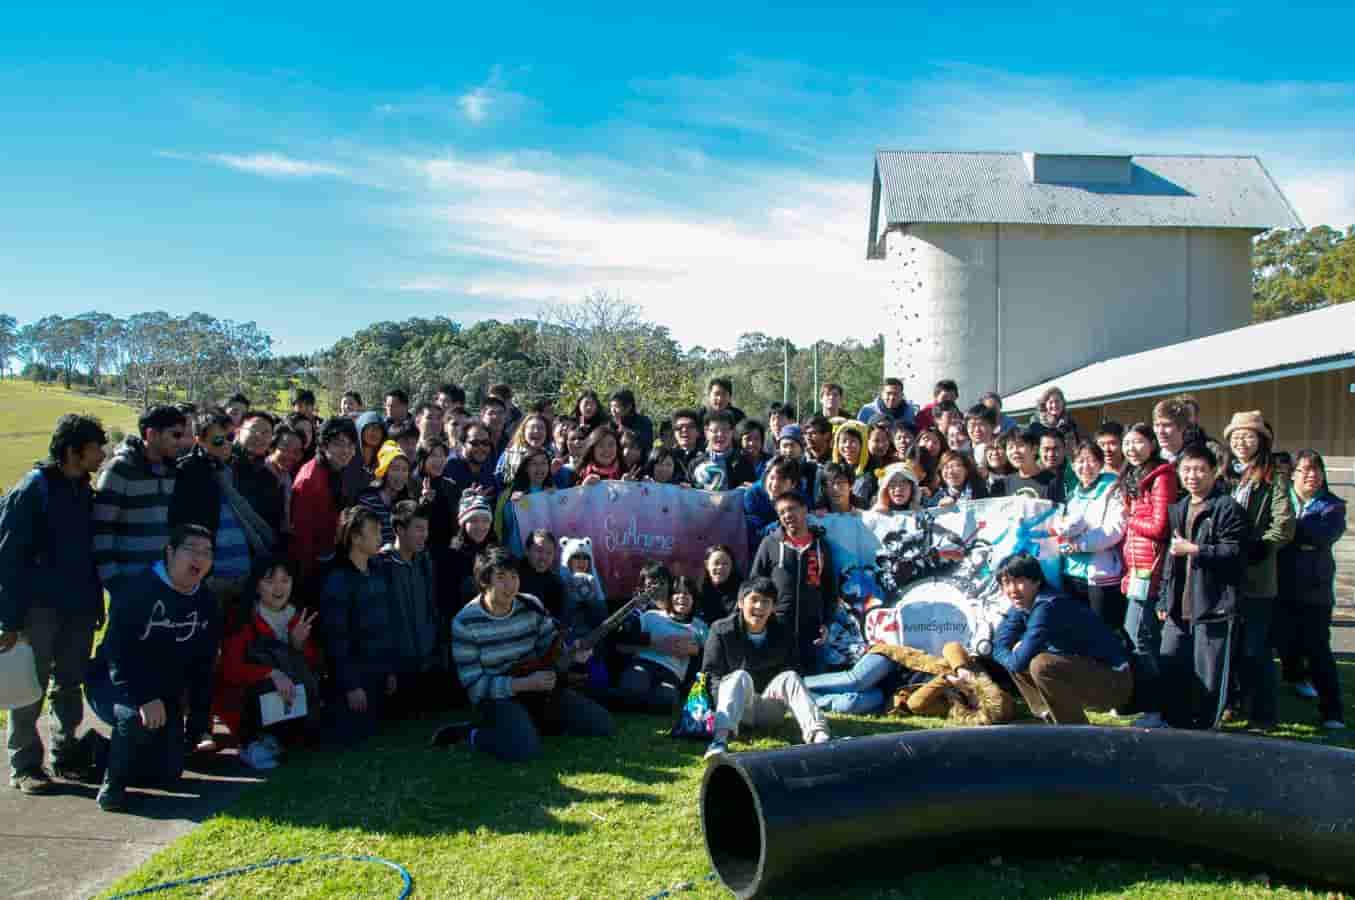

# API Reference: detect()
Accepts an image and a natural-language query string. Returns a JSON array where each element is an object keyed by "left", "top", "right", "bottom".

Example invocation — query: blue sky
[{"left": 3, "top": 3, "right": 1353, "bottom": 356}]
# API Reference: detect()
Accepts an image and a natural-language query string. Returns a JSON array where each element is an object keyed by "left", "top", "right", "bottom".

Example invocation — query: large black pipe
[{"left": 700, "top": 726, "right": 1355, "bottom": 899}]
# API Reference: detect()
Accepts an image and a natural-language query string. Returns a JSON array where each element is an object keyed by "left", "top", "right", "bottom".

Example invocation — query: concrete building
[{"left": 866, "top": 151, "right": 1303, "bottom": 403}]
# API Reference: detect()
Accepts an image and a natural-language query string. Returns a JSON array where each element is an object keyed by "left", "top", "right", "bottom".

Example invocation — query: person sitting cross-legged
[
  {"left": 702, "top": 576, "right": 830, "bottom": 759},
  {"left": 434, "top": 547, "right": 613, "bottom": 762},
  {"left": 991, "top": 553, "right": 1133, "bottom": 725}
]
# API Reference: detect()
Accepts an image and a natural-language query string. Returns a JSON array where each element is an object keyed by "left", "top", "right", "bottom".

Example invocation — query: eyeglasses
[
  {"left": 176, "top": 544, "right": 214, "bottom": 560},
  {"left": 467, "top": 439, "right": 492, "bottom": 448},
  {"left": 674, "top": 423, "right": 697, "bottom": 431}
]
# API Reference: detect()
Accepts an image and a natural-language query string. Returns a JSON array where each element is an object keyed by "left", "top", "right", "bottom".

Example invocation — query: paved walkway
[{"left": 4, "top": 708, "right": 259, "bottom": 900}]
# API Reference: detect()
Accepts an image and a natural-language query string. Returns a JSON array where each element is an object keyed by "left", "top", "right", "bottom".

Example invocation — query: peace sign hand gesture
[{"left": 290, "top": 610, "right": 318, "bottom": 649}]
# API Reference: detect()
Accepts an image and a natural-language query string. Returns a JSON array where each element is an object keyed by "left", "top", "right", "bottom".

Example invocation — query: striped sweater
[
  {"left": 92, "top": 437, "right": 176, "bottom": 591},
  {"left": 451, "top": 593, "right": 556, "bottom": 705}
]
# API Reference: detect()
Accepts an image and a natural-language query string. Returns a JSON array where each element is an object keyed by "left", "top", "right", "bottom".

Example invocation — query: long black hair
[{"left": 1116, "top": 422, "right": 1164, "bottom": 500}]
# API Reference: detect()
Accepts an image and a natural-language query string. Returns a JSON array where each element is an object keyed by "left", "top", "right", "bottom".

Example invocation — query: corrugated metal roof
[
  {"left": 873, "top": 151, "right": 1304, "bottom": 230},
  {"left": 1003, "top": 303, "right": 1355, "bottom": 413}
]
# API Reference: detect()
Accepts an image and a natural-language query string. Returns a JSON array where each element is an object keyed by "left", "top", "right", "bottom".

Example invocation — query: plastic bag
[
  {"left": 0, "top": 641, "right": 43, "bottom": 710},
  {"left": 670, "top": 672, "right": 715, "bottom": 740}
]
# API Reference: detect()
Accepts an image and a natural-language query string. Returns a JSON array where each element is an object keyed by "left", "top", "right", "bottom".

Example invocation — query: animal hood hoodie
[{"left": 558, "top": 536, "right": 608, "bottom": 631}]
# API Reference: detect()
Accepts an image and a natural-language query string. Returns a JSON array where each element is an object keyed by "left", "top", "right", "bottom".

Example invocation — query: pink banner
[{"left": 511, "top": 482, "right": 750, "bottom": 600}]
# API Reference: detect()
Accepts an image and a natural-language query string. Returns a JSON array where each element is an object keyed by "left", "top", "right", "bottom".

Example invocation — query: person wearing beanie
[
  {"left": 355, "top": 441, "right": 412, "bottom": 548},
  {"left": 775, "top": 424, "right": 819, "bottom": 501},
  {"left": 439, "top": 489, "right": 499, "bottom": 623}
]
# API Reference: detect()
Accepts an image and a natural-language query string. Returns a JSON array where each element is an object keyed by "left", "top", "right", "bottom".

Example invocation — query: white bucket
[{"left": 0, "top": 642, "right": 43, "bottom": 710}]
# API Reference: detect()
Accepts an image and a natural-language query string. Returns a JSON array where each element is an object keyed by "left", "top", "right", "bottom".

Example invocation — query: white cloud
[
  {"left": 458, "top": 88, "right": 491, "bottom": 123},
  {"left": 160, "top": 150, "right": 347, "bottom": 178}
]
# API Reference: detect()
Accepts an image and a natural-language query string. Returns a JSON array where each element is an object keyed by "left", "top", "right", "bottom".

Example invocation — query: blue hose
[{"left": 106, "top": 854, "right": 412, "bottom": 898}]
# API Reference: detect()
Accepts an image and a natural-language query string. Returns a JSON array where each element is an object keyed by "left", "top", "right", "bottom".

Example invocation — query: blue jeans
[
  {"left": 803, "top": 653, "right": 896, "bottom": 714},
  {"left": 1124, "top": 599, "right": 1162, "bottom": 678}
]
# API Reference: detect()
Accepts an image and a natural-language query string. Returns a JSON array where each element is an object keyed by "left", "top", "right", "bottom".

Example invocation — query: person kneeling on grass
[
  {"left": 991, "top": 553, "right": 1132, "bottom": 725},
  {"left": 434, "top": 547, "right": 614, "bottom": 762},
  {"left": 84, "top": 525, "right": 220, "bottom": 812},
  {"left": 215, "top": 556, "right": 322, "bottom": 770},
  {"left": 702, "top": 576, "right": 830, "bottom": 760}
]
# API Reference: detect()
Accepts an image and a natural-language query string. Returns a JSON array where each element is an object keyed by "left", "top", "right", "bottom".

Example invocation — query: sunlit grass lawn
[
  {"left": 100, "top": 661, "right": 1355, "bottom": 900},
  {"left": 0, "top": 379, "right": 140, "bottom": 489}
]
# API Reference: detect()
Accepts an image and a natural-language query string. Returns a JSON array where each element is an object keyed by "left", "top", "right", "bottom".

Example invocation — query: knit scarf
[{"left": 215, "top": 466, "right": 276, "bottom": 556}]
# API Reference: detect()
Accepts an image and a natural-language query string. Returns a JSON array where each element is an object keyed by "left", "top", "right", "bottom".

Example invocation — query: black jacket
[
  {"left": 1156, "top": 491, "right": 1247, "bottom": 622},
  {"left": 320, "top": 557, "right": 399, "bottom": 693},
  {"left": 232, "top": 448, "right": 285, "bottom": 536},
  {"left": 519, "top": 567, "right": 566, "bottom": 621},
  {"left": 701, "top": 612, "right": 796, "bottom": 696},
  {"left": 698, "top": 578, "right": 740, "bottom": 626},
  {"left": 169, "top": 447, "right": 225, "bottom": 534},
  {"left": 749, "top": 526, "right": 836, "bottom": 649}
]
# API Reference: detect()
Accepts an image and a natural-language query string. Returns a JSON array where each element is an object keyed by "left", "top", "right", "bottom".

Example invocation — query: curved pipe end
[{"left": 700, "top": 756, "right": 765, "bottom": 900}]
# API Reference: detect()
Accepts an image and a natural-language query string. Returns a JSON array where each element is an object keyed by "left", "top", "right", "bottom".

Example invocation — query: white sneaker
[
  {"left": 239, "top": 741, "right": 279, "bottom": 770},
  {"left": 1132, "top": 713, "right": 1168, "bottom": 729},
  {"left": 1294, "top": 681, "right": 1319, "bottom": 700},
  {"left": 1322, "top": 720, "right": 1346, "bottom": 731}
]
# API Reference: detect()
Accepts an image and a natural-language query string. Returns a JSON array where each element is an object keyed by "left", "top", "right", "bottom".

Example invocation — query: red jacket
[
  {"left": 1119, "top": 462, "right": 1178, "bottom": 595},
  {"left": 214, "top": 608, "right": 322, "bottom": 737},
  {"left": 289, "top": 456, "right": 340, "bottom": 582}
]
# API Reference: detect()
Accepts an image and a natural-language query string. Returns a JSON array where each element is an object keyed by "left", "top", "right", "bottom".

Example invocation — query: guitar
[{"left": 510, "top": 584, "right": 661, "bottom": 731}]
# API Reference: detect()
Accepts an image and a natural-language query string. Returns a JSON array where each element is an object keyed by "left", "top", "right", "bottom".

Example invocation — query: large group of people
[{"left": 0, "top": 374, "right": 1346, "bottom": 812}]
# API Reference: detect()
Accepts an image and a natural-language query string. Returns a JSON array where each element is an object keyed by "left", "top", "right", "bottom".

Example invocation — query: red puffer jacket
[
  {"left": 1119, "top": 462, "right": 1178, "bottom": 595},
  {"left": 214, "top": 608, "right": 322, "bottom": 738}
]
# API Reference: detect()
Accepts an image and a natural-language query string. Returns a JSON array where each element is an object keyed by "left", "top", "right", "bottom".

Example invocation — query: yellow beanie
[{"left": 375, "top": 440, "right": 409, "bottom": 480}]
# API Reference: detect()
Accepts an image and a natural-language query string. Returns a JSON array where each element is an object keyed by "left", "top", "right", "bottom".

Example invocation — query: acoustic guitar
[{"left": 510, "top": 585, "right": 661, "bottom": 732}]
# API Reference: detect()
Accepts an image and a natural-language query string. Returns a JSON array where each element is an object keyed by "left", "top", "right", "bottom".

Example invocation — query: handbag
[{"left": 670, "top": 672, "right": 715, "bottom": 740}]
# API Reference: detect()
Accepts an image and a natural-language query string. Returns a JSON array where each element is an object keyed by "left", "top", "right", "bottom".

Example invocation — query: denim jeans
[
  {"left": 803, "top": 653, "right": 896, "bottom": 714},
  {"left": 473, "top": 689, "right": 614, "bottom": 763}
]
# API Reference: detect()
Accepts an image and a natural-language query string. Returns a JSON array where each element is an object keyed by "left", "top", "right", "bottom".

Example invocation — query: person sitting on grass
[
  {"left": 85, "top": 525, "right": 220, "bottom": 812},
  {"left": 702, "top": 576, "right": 830, "bottom": 759},
  {"left": 991, "top": 553, "right": 1133, "bottom": 725},
  {"left": 698, "top": 544, "right": 742, "bottom": 626},
  {"left": 319, "top": 507, "right": 398, "bottom": 746},
  {"left": 616, "top": 576, "right": 708, "bottom": 712},
  {"left": 215, "top": 556, "right": 321, "bottom": 770},
  {"left": 435, "top": 547, "right": 614, "bottom": 762}
]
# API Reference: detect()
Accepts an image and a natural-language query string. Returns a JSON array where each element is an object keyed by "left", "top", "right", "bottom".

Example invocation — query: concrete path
[{"left": 3, "top": 709, "right": 260, "bottom": 900}]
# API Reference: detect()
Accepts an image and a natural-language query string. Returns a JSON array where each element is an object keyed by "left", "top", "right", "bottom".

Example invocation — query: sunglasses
[{"left": 209, "top": 434, "right": 236, "bottom": 447}]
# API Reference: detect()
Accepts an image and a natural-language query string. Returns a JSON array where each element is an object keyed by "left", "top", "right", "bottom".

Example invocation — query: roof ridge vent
[{"left": 1023, "top": 152, "right": 1133, "bottom": 185}]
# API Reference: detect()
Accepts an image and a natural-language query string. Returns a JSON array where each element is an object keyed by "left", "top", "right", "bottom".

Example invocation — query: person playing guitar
[{"left": 435, "top": 547, "right": 641, "bottom": 761}]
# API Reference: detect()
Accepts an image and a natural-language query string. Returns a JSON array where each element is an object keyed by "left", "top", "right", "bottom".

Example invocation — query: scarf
[
  {"left": 257, "top": 603, "right": 296, "bottom": 643},
  {"left": 216, "top": 466, "right": 276, "bottom": 556}
]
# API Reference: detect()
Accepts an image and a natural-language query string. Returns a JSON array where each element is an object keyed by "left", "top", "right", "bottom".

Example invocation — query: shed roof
[
  {"left": 1002, "top": 303, "right": 1355, "bottom": 414},
  {"left": 870, "top": 152, "right": 1303, "bottom": 237}
]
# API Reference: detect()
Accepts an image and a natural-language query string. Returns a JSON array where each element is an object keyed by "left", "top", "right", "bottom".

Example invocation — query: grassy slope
[
  {"left": 0, "top": 380, "right": 140, "bottom": 490},
  {"left": 102, "top": 669, "right": 1355, "bottom": 900}
]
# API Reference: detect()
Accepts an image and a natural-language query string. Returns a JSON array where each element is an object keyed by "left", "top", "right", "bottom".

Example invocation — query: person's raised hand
[
  {"left": 582, "top": 474, "right": 601, "bottom": 487},
  {"left": 289, "top": 610, "right": 317, "bottom": 648},
  {"left": 270, "top": 670, "right": 296, "bottom": 706},
  {"left": 140, "top": 698, "right": 167, "bottom": 730},
  {"left": 346, "top": 687, "right": 368, "bottom": 713}
]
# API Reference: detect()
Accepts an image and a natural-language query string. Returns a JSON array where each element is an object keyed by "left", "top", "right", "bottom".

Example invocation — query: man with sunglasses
[
  {"left": 443, "top": 421, "right": 500, "bottom": 515},
  {"left": 170, "top": 412, "right": 266, "bottom": 620},
  {"left": 94, "top": 405, "right": 188, "bottom": 596}
]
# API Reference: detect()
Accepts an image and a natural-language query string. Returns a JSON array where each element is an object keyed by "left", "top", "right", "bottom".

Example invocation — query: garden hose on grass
[{"left": 105, "top": 854, "right": 412, "bottom": 899}]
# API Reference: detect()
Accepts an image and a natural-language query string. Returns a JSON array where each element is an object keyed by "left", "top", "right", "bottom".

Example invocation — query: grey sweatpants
[
  {"left": 713, "top": 670, "right": 828, "bottom": 743},
  {"left": 6, "top": 608, "right": 97, "bottom": 777}
]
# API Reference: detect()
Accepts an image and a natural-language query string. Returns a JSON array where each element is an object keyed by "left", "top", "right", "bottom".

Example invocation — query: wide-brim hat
[{"left": 1222, "top": 410, "right": 1272, "bottom": 442}]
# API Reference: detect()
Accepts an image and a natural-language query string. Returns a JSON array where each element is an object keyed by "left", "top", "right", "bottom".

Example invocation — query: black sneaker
[
  {"left": 96, "top": 778, "right": 128, "bottom": 812},
  {"left": 429, "top": 721, "right": 473, "bottom": 748}
]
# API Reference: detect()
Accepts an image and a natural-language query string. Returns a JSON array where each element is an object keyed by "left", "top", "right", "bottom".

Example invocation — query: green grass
[
  {"left": 100, "top": 664, "right": 1355, "bottom": 900},
  {"left": 0, "top": 379, "right": 140, "bottom": 489}
]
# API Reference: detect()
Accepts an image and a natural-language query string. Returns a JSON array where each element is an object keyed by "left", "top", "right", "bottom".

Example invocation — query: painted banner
[
  {"left": 511, "top": 482, "right": 750, "bottom": 599},
  {"left": 812, "top": 497, "right": 1061, "bottom": 655}
]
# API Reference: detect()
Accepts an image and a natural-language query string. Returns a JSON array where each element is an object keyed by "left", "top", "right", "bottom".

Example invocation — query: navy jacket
[
  {"left": 320, "top": 557, "right": 399, "bottom": 693},
  {"left": 0, "top": 465, "right": 103, "bottom": 630},
  {"left": 1279, "top": 490, "right": 1347, "bottom": 608},
  {"left": 993, "top": 591, "right": 1129, "bottom": 674},
  {"left": 86, "top": 564, "right": 218, "bottom": 715}
]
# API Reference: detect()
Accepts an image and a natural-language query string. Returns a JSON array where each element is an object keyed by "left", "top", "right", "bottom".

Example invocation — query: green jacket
[{"left": 1235, "top": 471, "right": 1296, "bottom": 598}]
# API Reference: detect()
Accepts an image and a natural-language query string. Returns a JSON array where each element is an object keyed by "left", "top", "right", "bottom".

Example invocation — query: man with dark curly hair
[{"left": 1, "top": 414, "right": 109, "bottom": 794}]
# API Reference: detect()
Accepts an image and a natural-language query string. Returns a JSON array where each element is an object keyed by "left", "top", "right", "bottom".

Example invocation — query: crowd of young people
[{"left": 0, "top": 374, "right": 1346, "bottom": 811}]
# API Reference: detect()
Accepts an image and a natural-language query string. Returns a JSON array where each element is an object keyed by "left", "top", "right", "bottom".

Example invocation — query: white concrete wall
[{"left": 882, "top": 224, "right": 1255, "bottom": 401}]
